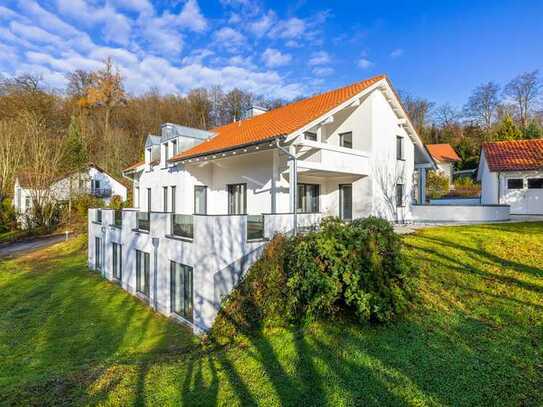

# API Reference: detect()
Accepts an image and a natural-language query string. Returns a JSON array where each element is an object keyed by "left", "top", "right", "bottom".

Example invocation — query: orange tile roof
[
  {"left": 170, "top": 75, "right": 386, "bottom": 161},
  {"left": 483, "top": 139, "right": 543, "bottom": 172},
  {"left": 426, "top": 144, "right": 460, "bottom": 162},
  {"left": 123, "top": 160, "right": 145, "bottom": 172}
]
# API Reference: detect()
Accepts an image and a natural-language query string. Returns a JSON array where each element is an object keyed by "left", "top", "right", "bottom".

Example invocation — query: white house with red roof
[
  {"left": 426, "top": 144, "right": 461, "bottom": 184},
  {"left": 478, "top": 139, "right": 543, "bottom": 215},
  {"left": 87, "top": 75, "right": 442, "bottom": 333}
]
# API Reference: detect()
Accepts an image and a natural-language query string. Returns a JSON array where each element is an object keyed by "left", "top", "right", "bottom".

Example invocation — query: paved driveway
[{"left": 0, "top": 234, "right": 69, "bottom": 259}]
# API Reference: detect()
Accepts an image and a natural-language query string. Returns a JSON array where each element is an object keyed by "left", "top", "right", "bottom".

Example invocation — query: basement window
[{"left": 507, "top": 179, "right": 523, "bottom": 190}]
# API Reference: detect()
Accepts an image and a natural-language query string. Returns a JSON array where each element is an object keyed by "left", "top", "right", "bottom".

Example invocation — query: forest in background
[{"left": 0, "top": 59, "right": 542, "bottom": 208}]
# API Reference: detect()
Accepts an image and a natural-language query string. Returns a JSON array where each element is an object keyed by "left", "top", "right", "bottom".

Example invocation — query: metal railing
[
  {"left": 247, "top": 215, "right": 264, "bottom": 240},
  {"left": 113, "top": 210, "right": 122, "bottom": 227},
  {"left": 172, "top": 214, "right": 194, "bottom": 239},
  {"left": 96, "top": 209, "right": 102, "bottom": 224},
  {"left": 137, "top": 211, "right": 150, "bottom": 232}
]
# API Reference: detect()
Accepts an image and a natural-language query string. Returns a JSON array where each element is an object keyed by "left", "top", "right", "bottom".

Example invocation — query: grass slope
[{"left": 1, "top": 223, "right": 542, "bottom": 406}]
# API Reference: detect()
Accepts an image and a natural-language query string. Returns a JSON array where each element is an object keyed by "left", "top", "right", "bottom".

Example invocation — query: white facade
[
  {"left": 435, "top": 160, "right": 454, "bottom": 183},
  {"left": 89, "top": 78, "right": 435, "bottom": 333},
  {"left": 14, "top": 165, "right": 127, "bottom": 215},
  {"left": 478, "top": 150, "right": 543, "bottom": 215}
]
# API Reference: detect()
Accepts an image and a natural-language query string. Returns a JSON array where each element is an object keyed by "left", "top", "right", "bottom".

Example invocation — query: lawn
[{"left": 1, "top": 223, "right": 542, "bottom": 406}]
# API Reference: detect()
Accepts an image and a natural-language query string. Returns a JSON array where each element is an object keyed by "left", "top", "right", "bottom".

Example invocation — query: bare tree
[
  {"left": 399, "top": 92, "right": 434, "bottom": 137},
  {"left": 464, "top": 82, "right": 500, "bottom": 129},
  {"left": 0, "top": 118, "right": 26, "bottom": 200},
  {"left": 503, "top": 70, "right": 541, "bottom": 128},
  {"left": 66, "top": 69, "right": 93, "bottom": 100},
  {"left": 434, "top": 103, "right": 460, "bottom": 128},
  {"left": 374, "top": 161, "right": 408, "bottom": 222}
]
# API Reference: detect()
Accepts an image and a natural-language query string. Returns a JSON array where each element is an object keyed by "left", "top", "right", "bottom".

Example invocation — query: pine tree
[
  {"left": 493, "top": 115, "right": 523, "bottom": 141},
  {"left": 64, "top": 115, "right": 88, "bottom": 173}
]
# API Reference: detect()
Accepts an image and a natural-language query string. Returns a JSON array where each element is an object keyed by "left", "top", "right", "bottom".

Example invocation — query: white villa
[
  {"left": 14, "top": 164, "right": 127, "bottom": 215},
  {"left": 89, "top": 75, "right": 497, "bottom": 334}
]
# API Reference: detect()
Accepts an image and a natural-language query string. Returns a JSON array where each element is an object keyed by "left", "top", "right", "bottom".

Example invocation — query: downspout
[{"left": 275, "top": 139, "right": 297, "bottom": 236}]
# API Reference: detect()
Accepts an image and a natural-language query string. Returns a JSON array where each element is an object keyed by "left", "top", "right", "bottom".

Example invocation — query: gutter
[{"left": 275, "top": 138, "right": 298, "bottom": 236}]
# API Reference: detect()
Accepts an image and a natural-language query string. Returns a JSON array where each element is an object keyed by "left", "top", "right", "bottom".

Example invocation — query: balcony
[
  {"left": 137, "top": 212, "right": 150, "bottom": 232},
  {"left": 172, "top": 214, "right": 194, "bottom": 240},
  {"left": 296, "top": 140, "right": 370, "bottom": 176}
]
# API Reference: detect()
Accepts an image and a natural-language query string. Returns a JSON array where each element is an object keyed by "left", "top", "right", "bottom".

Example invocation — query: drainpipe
[
  {"left": 152, "top": 237, "right": 160, "bottom": 311},
  {"left": 275, "top": 139, "right": 297, "bottom": 236}
]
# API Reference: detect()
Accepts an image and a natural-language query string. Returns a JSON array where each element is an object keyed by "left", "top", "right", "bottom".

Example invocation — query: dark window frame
[
  {"left": 297, "top": 183, "right": 320, "bottom": 213},
  {"left": 194, "top": 185, "right": 208, "bottom": 215},
  {"left": 396, "top": 183, "right": 405, "bottom": 207},
  {"left": 339, "top": 184, "right": 353, "bottom": 221},
  {"left": 147, "top": 188, "right": 152, "bottom": 212},
  {"left": 136, "top": 250, "right": 150, "bottom": 298},
  {"left": 339, "top": 132, "right": 353, "bottom": 149},
  {"left": 396, "top": 136, "right": 404, "bottom": 160},
  {"left": 170, "top": 261, "right": 194, "bottom": 322},
  {"left": 507, "top": 178, "right": 524, "bottom": 190},
  {"left": 528, "top": 178, "right": 543, "bottom": 189},
  {"left": 227, "top": 183, "right": 247, "bottom": 215},
  {"left": 95, "top": 237, "right": 101, "bottom": 271},
  {"left": 304, "top": 131, "right": 317, "bottom": 141},
  {"left": 171, "top": 186, "right": 176, "bottom": 213},
  {"left": 112, "top": 242, "right": 122, "bottom": 281},
  {"left": 163, "top": 186, "right": 168, "bottom": 212}
]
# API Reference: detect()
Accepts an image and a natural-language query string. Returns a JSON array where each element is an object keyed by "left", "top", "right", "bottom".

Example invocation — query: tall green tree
[
  {"left": 523, "top": 120, "right": 543, "bottom": 139},
  {"left": 63, "top": 115, "right": 88, "bottom": 173},
  {"left": 493, "top": 115, "right": 523, "bottom": 141}
]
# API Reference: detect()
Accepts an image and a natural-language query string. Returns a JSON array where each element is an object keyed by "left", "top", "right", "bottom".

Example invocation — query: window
[
  {"left": 528, "top": 178, "right": 543, "bottom": 189},
  {"left": 396, "top": 136, "right": 404, "bottom": 160},
  {"left": 507, "top": 179, "right": 523, "bottom": 189},
  {"left": 339, "top": 184, "right": 353, "bottom": 221},
  {"left": 304, "top": 131, "right": 317, "bottom": 141},
  {"left": 135, "top": 187, "right": 140, "bottom": 208},
  {"left": 170, "top": 261, "right": 193, "bottom": 321},
  {"left": 339, "top": 132, "right": 353, "bottom": 149},
  {"left": 163, "top": 186, "right": 168, "bottom": 212},
  {"left": 147, "top": 188, "right": 152, "bottom": 211},
  {"left": 112, "top": 243, "right": 122, "bottom": 281},
  {"left": 171, "top": 186, "right": 176, "bottom": 213},
  {"left": 136, "top": 250, "right": 150, "bottom": 298},
  {"left": 95, "top": 237, "right": 102, "bottom": 271},
  {"left": 164, "top": 143, "right": 169, "bottom": 162},
  {"left": 172, "top": 140, "right": 177, "bottom": 156},
  {"left": 396, "top": 184, "right": 404, "bottom": 207},
  {"left": 297, "top": 183, "right": 320, "bottom": 213},
  {"left": 194, "top": 186, "right": 207, "bottom": 215},
  {"left": 228, "top": 184, "right": 247, "bottom": 214}
]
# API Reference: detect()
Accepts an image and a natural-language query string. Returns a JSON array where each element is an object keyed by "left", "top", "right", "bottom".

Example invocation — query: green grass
[{"left": 1, "top": 223, "right": 542, "bottom": 406}]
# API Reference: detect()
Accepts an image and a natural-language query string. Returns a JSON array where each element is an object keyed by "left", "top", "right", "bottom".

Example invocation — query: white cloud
[
  {"left": 248, "top": 10, "right": 275, "bottom": 37},
  {"left": 262, "top": 48, "right": 291, "bottom": 68},
  {"left": 10, "top": 21, "right": 63, "bottom": 46},
  {"left": 312, "top": 67, "right": 333, "bottom": 77},
  {"left": 390, "top": 48, "right": 404, "bottom": 58},
  {"left": 176, "top": 0, "right": 208, "bottom": 32},
  {"left": 268, "top": 17, "right": 305, "bottom": 39},
  {"left": 308, "top": 51, "right": 330, "bottom": 66},
  {"left": 214, "top": 27, "right": 245, "bottom": 46},
  {"left": 109, "top": 0, "right": 153, "bottom": 13},
  {"left": 0, "top": 6, "right": 17, "bottom": 19},
  {"left": 182, "top": 48, "right": 215, "bottom": 65},
  {"left": 358, "top": 58, "right": 373, "bottom": 69}
]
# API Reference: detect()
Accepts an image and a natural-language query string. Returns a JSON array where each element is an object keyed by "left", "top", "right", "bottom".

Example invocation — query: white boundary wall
[{"left": 412, "top": 204, "right": 510, "bottom": 222}]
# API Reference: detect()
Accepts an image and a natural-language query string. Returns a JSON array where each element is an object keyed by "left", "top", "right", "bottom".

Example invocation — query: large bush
[
  {"left": 0, "top": 198, "right": 18, "bottom": 233},
  {"left": 426, "top": 171, "right": 449, "bottom": 200},
  {"left": 212, "top": 217, "right": 414, "bottom": 342}
]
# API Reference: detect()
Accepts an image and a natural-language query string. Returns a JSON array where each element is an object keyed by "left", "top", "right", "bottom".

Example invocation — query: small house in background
[
  {"left": 426, "top": 144, "right": 461, "bottom": 184},
  {"left": 14, "top": 164, "right": 127, "bottom": 214},
  {"left": 478, "top": 139, "right": 543, "bottom": 215}
]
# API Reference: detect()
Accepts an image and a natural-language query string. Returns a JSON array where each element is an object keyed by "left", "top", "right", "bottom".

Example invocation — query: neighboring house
[
  {"left": 478, "top": 139, "right": 543, "bottom": 215},
  {"left": 14, "top": 164, "right": 127, "bottom": 215},
  {"left": 426, "top": 144, "right": 461, "bottom": 184},
  {"left": 88, "top": 75, "right": 436, "bottom": 333}
]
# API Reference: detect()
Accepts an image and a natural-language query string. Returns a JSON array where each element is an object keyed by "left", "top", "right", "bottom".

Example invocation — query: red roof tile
[
  {"left": 426, "top": 144, "right": 460, "bottom": 162},
  {"left": 170, "top": 75, "right": 386, "bottom": 161},
  {"left": 483, "top": 139, "right": 543, "bottom": 172}
]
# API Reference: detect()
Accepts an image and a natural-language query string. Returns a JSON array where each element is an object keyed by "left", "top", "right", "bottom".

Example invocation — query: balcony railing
[
  {"left": 247, "top": 215, "right": 264, "bottom": 240},
  {"left": 113, "top": 210, "right": 122, "bottom": 227},
  {"left": 172, "top": 214, "right": 193, "bottom": 239},
  {"left": 137, "top": 212, "right": 150, "bottom": 232},
  {"left": 91, "top": 187, "right": 112, "bottom": 198},
  {"left": 95, "top": 209, "right": 102, "bottom": 224}
]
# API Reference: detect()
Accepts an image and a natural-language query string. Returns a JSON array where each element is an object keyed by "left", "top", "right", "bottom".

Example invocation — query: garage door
[
  {"left": 526, "top": 178, "right": 543, "bottom": 215},
  {"left": 504, "top": 178, "right": 527, "bottom": 214}
]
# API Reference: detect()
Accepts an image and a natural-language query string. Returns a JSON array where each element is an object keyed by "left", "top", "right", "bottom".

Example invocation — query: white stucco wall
[{"left": 412, "top": 204, "right": 510, "bottom": 222}]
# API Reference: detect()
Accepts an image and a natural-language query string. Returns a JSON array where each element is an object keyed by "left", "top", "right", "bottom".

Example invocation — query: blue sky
[{"left": 1, "top": 0, "right": 542, "bottom": 107}]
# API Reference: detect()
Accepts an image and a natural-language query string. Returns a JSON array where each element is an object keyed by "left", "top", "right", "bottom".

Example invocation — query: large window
[
  {"left": 339, "top": 184, "right": 353, "bottom": 221},
  {"left": 172, "top": 140, "right": 177, "bottom": 156},
  {"left": 297, "top": 183, "right": 320, "bottom": 213},
  {"left": 112, "top": 243, "right": 122, "bottom": 281},
  {"left": 339, "top": 132, "right": 353, "bottom": 149},
  {"left": 507, "top": 179, "right": 523, "bottom": 189},
  {"left": 147, "top": 188, "right": 152, "bottom": 211},
  {"left": 396, "top": 136, "right": 404, "bottom": 160},
  {"left": 170, "top": 261, "right": 193, "bottom": 321},
  {"left": 194, "top": 186, "right": 207, "bottom": 215},
  {"left": 171, "top": 186, "right": 176, "bottom": 213},
  {"left": 528, "top": 178, "right": 543, "bottom": 189},
  {"left": 163, "top": 186, "right": 168, "bottom": 212},
  {"left": 228, "top": 183, "right": 247, "bottom": 214},
  {"left": 95, "top": 237, "right": 102, "bottom": 271},
  {"left": 136, "top": 250, "right": 150, "bottom": 298},
  {"left": 396, "top": 184, "right": 405, "bottom": 207}
]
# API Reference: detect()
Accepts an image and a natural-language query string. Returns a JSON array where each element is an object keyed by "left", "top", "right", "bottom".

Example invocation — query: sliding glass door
[
  {"left": 297, "top": 183, "right": 320, "bottom": 213},
  {"left": 95, "top": 237, "right": 102, "bottom": 271},
  {"left": 112, "top": 243, "right": 122, "bottom": 281},
  {"left": 170, "top": 261, "right": 193, "bottom": 321},
  {"left": 339, "top": 184, "right": 353, "bottom": 221},
  {"left": 228, "top": 183, "right": 246, "bottom": 214},
  {"left": 136, "top": 250, "right": 150, "bottom": 299}
]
